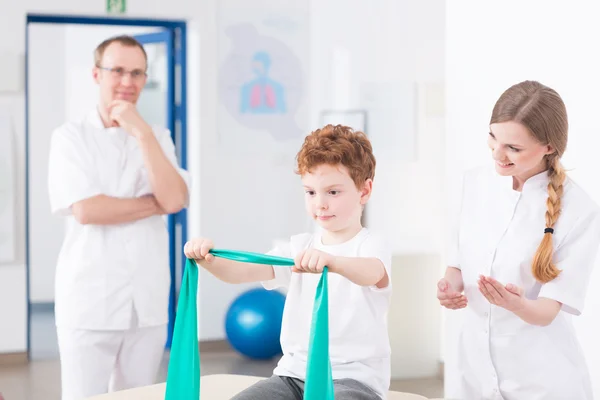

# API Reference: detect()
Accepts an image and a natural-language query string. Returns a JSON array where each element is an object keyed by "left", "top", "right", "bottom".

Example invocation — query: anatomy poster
[{"left": 217, "top": 0, "right": 309, "bottom": 157}]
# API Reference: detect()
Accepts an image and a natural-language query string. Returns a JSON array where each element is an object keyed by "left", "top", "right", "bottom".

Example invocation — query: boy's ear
[{"left": 360, "top": 179, "right": 373, "bottom": 205}]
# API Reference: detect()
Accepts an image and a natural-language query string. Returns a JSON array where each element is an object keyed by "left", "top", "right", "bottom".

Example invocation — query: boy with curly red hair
[{"left": 185, "top": 124, "right": 392, "bottom": 399}]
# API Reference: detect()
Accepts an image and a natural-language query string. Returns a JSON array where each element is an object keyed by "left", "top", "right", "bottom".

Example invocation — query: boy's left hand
[{"left": 293, "top": 249, "right": 336, "bottom": 274}]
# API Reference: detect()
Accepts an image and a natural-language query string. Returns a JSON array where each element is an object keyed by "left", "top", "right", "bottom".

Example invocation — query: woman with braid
[{"left": 437, "top": 80, "right": 600, "bottom": 399}]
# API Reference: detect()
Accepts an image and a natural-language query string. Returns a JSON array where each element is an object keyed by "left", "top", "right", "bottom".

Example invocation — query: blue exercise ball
[{"left": 225, "top": 288, "right": 286, "bottom": 360}]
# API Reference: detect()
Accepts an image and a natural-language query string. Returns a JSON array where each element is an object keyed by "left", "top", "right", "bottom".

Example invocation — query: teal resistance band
[{"left": 164, "top": 249, "right": 334, "bottom": 400}]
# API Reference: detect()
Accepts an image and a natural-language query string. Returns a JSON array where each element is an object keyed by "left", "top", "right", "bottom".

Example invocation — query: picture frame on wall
[{"left": 319, "top": 109, "right": 367, "bottom": 134}]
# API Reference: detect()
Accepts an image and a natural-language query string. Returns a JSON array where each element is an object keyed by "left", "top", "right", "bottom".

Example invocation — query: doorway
[{"left": 25, "top": 14, "right": 188, "bottom": 360}]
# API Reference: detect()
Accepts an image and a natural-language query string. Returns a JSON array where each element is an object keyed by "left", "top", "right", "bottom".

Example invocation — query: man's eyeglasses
[{"left": 97, "top": 66, "right": 147, "bottom": 80}]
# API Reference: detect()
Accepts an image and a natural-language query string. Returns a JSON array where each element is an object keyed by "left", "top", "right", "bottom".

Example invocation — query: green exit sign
[{"left": 107, "top": 0, "right": 126, "bottom": 14}]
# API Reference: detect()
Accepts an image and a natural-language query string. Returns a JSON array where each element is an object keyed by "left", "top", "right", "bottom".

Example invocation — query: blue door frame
[{"left": 25, "top": 13, "right": 188, "bottom": 354}]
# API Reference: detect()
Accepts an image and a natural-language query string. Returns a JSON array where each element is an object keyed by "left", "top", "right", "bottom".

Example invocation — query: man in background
[{"left": 48, "top": 35, "right": 190, "bottom": 400}]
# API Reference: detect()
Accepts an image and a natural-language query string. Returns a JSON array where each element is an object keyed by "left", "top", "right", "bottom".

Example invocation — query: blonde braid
[{"left": 531, "top": 156, "right": 566, "bottom": 283}]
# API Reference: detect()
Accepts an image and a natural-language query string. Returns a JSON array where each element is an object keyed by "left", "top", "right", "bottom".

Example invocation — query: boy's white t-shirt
[{"left": 262, "top": 227, "right": 392, "bottom": 399}]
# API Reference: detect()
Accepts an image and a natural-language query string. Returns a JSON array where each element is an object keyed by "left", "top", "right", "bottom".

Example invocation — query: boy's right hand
[
  {"left": 184, "top": 238, "right": 215, "bottom": 263},
  {"left": 437, "top": 278, "right": 467, "bottom": 310}
]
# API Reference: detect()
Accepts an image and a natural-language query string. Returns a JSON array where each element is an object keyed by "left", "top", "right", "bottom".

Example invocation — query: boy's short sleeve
[
  {"left": 48, "top": 127, "right": 103, "bottom": 216},
  {"left": 538, "top": 209, "right": 600, "bottom": 316},
  {"left": 359, "top": 233, "right": 393, "bottom": 292},
  {"left": 261, "top": 240, "right": 293, "bottom": 290}
]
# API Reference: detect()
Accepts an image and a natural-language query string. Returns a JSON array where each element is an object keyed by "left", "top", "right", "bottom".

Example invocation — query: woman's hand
[
  {"left": 478, "top": 275, "right": 525, "bottom": 312},
  {"left": 437, "top": 278, "right": 468, "bottom": 309}
]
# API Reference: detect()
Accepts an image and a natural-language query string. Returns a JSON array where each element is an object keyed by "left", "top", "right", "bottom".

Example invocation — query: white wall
[
  {"left": 389, "top": 253, "right": 442, "bottom": 379},
  {"left": 445, "top": 0, "right": 600, "bottom": 396},
  {"left": 28, "top": 24, "right": 66, "bottom": 303},
  {"left": 309, "top": 0, "right": 446, "bottom": 255},
  {"left": 0, "top": 94, "right": 27, "bottom": 353}
]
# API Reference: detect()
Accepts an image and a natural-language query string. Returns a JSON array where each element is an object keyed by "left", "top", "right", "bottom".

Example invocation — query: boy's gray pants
[{"left": 230, "top": 375, "right": 382, "bottom": 400}]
